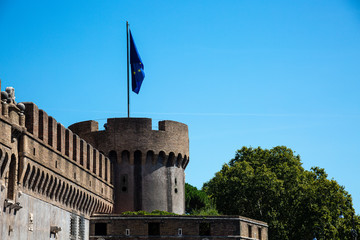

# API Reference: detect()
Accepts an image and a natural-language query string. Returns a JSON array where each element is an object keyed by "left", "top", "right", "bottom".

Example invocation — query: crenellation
[
  {"left": 48, "top": 116, "right": 57, "bottom": 147},
  {"left": 73, "top": 134, "right": 79, "bottom": 163},
  {"left": 80, "top": 139, "right": 85, "bottom": 167},
  {"left": 0, "top": 101, "right": 3, "bottom": 116},
  {"left": 99, "top": 154, "right": 103, "bottom": 178},
  {"left": 56, "top": 123, "right": 64, "bottom": 153},
  {"left": 2, "top": 102, "right": 9, "bottom": 117},
  {"left": 39, "top": 109, "right": 49, "bottom": 143}
]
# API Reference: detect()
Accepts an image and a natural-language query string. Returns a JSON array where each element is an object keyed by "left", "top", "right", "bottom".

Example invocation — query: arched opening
[
  {"left": 121, "top": 150, "right": 130, "bottom": 163},
  {"left": 6, "top": 155, "right": 16, "bottom": 200},
  {"left": 182, "top": 155, "right": 188, "bottom": 168},
  {"left": 167, "top": 152, "right": 175, "bottom": 167},
  {"left": 0, "top": 153, "right": 9, "bottom": 178},
  {"left": 146, "top": 151, "right": 154, "bottom": 165},
  {"left": 109, "top": 150, "right": 117, "bottom": 185},
  {"left": 158, "top": 151, "right": 166, "bottom": 165},
  {"left": 176, "top": 154, "right": 182, "bottom": 168},
  {"left": 134, "top": 150, "right": 142, "bottom": 211}
]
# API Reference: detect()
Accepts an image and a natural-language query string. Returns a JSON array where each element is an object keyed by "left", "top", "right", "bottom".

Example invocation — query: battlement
[
  {"left": 22, "top": 102, "right": 112, "bottom": 185},
  {"left": 0, "top": 80, "right": 114, "bottom": 218},
  {"left": 69, "top": 118, "right": 188, "bottom": 135},
  {"left": 69, "top": 118, "right": 189, "bottom": 161}
]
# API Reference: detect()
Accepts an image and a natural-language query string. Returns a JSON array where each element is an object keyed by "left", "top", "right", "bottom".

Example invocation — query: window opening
[
  {"left": 258, "top": 227, "right": 262, "bottom": 240},
  {"left": 121, "top": 174, "right": 128, "bottom": 192},
  {"left": 95, "top": 222, "right": 107, "bottom": 236},
  {"left": 70, "top": 214, "right": 77, "bottom": 240},
  {"left": 148, "top": 223, "right": 160, "bottom": 236},
  {"left": 248, "top": 225, "right": 252, "bottom": 238},
  {"left": 78, "top": 216, "right": 85, "bottom": 240},
  {"left": 199, "top": 223, "right": 211, "bottom": 236}
]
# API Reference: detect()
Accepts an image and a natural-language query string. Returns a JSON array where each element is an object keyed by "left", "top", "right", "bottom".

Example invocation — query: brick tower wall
[{"left": 69, "top": 118, "right": 189, "bottom": 214}]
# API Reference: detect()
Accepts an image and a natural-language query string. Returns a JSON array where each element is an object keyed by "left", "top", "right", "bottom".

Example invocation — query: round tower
[{"left": 69, "top": 118, "right": 189, "bottom": 214}]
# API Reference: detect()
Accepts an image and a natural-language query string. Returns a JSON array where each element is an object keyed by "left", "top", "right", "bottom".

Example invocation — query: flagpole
[{"left": 126, "top": 21, "right": 130, "bottom": 118}]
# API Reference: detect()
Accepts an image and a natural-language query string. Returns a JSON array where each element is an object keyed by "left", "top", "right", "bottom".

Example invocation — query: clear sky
[{"left": 1, "top": 0, "right": 360, "bottom": 213}]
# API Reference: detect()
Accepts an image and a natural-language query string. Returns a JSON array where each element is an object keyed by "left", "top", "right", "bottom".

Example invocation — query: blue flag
[{"left": 129, "top": 30, "right": 145, "bottom": 94}]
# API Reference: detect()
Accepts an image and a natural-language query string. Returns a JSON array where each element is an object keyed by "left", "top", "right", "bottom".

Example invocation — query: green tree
[
  {"left": 204, "top": 146, "right": 359, "bottom": 240},
  {"left": 185, "top": 183, "right": 218, "bottom": 215}
]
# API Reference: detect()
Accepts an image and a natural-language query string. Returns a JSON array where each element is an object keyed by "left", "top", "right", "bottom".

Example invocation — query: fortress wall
[
  {"left": 23, "top": 102, "right": 112, "bottom": 185},
  {"left": 0, "top": 95, "right": 115, "bottom": 218}
]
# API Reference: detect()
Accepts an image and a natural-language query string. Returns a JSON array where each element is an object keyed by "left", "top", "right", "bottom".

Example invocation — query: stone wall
[{"left": 89, "top": 214, "right": 268, "bottom": 240}]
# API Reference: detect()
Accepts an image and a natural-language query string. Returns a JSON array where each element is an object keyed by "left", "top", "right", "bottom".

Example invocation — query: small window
[
  {"left": 258, "top": 227, "right": 262, "bottom": 240},
  {"left": 199, "top": 223, "right": 211, "bottom": 236},
  {"left": 121, "top": 174, "right": 128, "bottom": 192},
  {"left": 70, "top": 215, "right": 77, "bottom": 240},
  {"left": 78, "top": 216, "right": 85, "bottom": 240},
  {"left": 178, "top": 228, "right": 182, "bottom": 236},
  {"left": 95, "top": 222, "right": 107, "bottom": 236},
  {"left": 126, "top": 229, "right": 130, "bottom": 236},
  {"left": 248, "top": 225, "right": 252, "bottom": 238},
  {"left": 148, "top": 223, "right": 160, "bottom": 236}
]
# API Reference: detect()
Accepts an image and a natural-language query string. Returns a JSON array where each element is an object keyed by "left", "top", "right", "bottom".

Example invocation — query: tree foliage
[
  {"left": 185, "top": 183, "right": 219, "bottom": 215},
  {"left": 204, "top": 146, "right": 359, "bottom": 240}
]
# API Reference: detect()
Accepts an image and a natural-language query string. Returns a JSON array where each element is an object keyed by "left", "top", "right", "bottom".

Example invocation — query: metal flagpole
[{"left": 126, "top": 21, "right": 130, "bottom": 118}]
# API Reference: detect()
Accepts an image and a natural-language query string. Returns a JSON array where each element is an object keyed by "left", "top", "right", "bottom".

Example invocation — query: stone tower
[{"left": 69, "top": 118, "right": 189, "bottom": 214}]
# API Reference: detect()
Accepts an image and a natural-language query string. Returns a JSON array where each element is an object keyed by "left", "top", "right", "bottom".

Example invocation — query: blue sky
[{"left": 1, "top": 0, "right": 360, "bottom": 213}]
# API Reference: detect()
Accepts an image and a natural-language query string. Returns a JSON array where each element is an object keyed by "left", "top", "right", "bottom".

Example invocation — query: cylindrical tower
[{"left": 69, "top": 118, "right": 189, "bottom": 214}]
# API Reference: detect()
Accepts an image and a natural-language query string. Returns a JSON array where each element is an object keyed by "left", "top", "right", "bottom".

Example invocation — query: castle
[{"left": 0, "top": 79, "right": 268, "bottom": 239}]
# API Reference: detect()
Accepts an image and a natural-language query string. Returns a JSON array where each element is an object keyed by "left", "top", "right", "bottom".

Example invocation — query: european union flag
[{"left": 129, "top": 30, "right": 145, "bottom": 94}]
